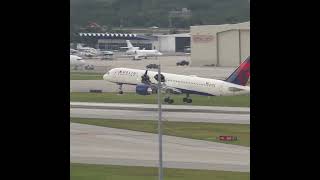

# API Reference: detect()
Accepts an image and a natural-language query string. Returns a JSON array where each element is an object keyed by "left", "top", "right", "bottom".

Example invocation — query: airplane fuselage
[
  {"left": 126, "top": 49, "right": 162, "bottom": 57},
  {"left": 70, "top": 55, "right": 86, "bottom": 68},
  {"left": 103, "top": 68, "right": 250, "bottom": 96}
]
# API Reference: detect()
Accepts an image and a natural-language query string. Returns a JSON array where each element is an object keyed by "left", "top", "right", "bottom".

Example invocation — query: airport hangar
[
  {"left": 76, "top": 32, "right": 190, "bottom": 53},
  {"left": 190, "top": 21, "right": 250, "bottom": 67}
]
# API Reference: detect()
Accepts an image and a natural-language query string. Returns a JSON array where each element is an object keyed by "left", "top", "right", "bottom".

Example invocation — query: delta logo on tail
[{"left": 225, "top": 56, "right": 250, "bottom": 86}]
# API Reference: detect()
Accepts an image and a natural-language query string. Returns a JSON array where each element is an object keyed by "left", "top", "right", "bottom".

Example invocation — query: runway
[
  {"left": 70, "top": 102, "right": 250, "bottom": 124},
  {"left": 71, "top": 108, "right": 249, "bottom": 124},
  {"left": 70, "top": 123, "right": 250, "bottom": 172},
  {"left": 70, "top": 102, "right": 250, "bottom": 114},
  {"left": 70, "top": 80, "right": 136, "bottom": 92}
]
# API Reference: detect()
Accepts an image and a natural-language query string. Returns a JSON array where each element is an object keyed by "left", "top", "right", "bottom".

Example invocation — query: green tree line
[{"left": 70, "top": 0, "right": 249, "bottom": 36}]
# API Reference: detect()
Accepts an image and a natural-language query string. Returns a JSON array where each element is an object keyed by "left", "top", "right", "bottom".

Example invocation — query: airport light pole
[{"left": 157, "top": 58, "right": 163, "bottom": 180}]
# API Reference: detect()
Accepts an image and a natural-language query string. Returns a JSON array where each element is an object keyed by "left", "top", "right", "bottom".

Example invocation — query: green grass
[
  {"left": 71, "top": 118, "right": 250, "bottom": 147},
  {"left": 70, "top": 163, "right": 250, "bottom": 180},
  {"left": 70, "top": 72, "right": 104, "bottom": 80},
  {"left": 70, "top": 92, "right": 250, "bottom": 107}
]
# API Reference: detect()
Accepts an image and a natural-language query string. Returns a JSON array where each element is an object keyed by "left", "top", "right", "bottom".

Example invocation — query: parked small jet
[{"left": 122, "top": 40, "right": 162, "bottom": 60}]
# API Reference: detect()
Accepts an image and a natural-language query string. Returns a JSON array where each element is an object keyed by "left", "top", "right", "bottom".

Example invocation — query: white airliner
[
  {"left": 70, "top": 55, "right": 86, "bottom": 70},
  {"left": 70, "top": 48, "right": 79, "bottom": 55},
  {"left": 77, "top": 44, "right": 97, "bottom": 52},
  {"left": 122, "top": 40, "right": 162, "bottom": 60},
  {"left": 76, "top": 44, "right": 113, "bottom": 57},
  {"left": 103, "top": 57, "right": 250, "bottom": 104}
]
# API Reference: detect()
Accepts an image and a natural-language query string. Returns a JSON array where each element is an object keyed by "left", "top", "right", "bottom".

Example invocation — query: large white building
[{"left": 190, "top": 22, "right": 250, "bottom": 67}]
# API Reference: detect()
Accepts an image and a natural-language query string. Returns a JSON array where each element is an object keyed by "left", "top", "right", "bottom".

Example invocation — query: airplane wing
[
  {"left": 134, "top": 55, "right": 142, "bottom": 60},
  {"left": 101, "top": 51, "right": 113, "bottom": 55},
  {"left": 228, "top": 87, "right": 246, "bottom": 92},
  {"left": 162, "top": 85, "right": 182, "bottom": 94},
  {"left": 142, "top": 83, "right": 182, "bottom": 95}
]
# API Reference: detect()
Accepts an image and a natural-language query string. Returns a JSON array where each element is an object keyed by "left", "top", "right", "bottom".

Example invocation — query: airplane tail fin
[
  {"left": 126, "top": 40, "right": 134, "bottom": 49},
  {"left": 76, "top": 43, "right": 83, "bottom": 49},
  {"left": 225, "top": 56, "right": 250, "bottom": 86}
]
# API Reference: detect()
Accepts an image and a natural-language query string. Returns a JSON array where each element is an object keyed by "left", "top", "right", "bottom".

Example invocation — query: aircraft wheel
[
  {"left": 168, "top": 99, "right": 174, "bottom": 104},
  {"left": 164, "top": 97, "right": 170, "bottom": 103},
  {"left": 183, "top": 98, "right": 188, "bottom": 102},
  {"left": 187, "top": 99, "right": 192, "bottom": 103},
  {"left": 166, "top": 89, "right": 174, "bottom": 94}
]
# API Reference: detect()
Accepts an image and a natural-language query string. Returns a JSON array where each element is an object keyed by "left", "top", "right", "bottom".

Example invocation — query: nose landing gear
[{"left": 118, "top": 84, "right": 123, "bottom": 94}]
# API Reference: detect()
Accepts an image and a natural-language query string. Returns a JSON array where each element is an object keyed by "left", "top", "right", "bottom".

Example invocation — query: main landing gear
[
  {"left": 164, "top": 96, "right": 174, "bottom": 104},
  {"left": 118, "top": 84, "right": 123, "bottom": 94},
  {"left": 163, "top": 88, "right": 174, "bottom": 104},
  {"left": 164, "top": 94, "right": 192, "bottom": 104},
  {"left": 182, "top": 94, "right": 192, "bottom": 103}
]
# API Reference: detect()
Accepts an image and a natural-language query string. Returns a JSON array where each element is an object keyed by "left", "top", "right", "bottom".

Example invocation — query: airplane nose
[{"left": 103, "top": 73, "right": 109, "bottom": 80}]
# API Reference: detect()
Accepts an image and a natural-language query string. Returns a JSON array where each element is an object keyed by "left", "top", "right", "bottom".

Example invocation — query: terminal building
[
  {"left": 190, "top": 22, "right": 250, "bottom": 67},
  {"left": 78, "top": 33, "right": 154, "bottom": 51},
  {"left": 77, "top": 32, "right": 191, "bottom": 53}
]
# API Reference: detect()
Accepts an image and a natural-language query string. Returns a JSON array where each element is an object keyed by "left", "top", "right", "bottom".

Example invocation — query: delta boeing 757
[{"left": 103, "top": 57, "right": 250, "bottom": 104}]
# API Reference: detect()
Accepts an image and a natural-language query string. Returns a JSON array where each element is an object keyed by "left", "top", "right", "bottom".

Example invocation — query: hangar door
[
  {"left": 158, "top": 36, "right": 175, "bottom": 52},
  {"left": 175, "top": 37, "right": 190, "bottom": 52},
  {"left": 240, "top": 30, "right": 250, "bottom": 62},
  {"left": 217, "top": 30, "right": 240, "bottom": 67}
]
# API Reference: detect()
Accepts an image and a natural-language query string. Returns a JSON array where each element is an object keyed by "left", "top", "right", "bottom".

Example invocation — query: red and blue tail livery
[{"left": 225, "top": 57, "right": 250, "bottom": 86}]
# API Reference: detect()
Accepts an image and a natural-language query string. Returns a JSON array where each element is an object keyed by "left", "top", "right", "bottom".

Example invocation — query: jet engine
[
  {"left": 136, "top": 84, "right": 156, "bottom": 95},
  {"left": 154, "top": 74, "right": 165, "bottom": 82}
]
